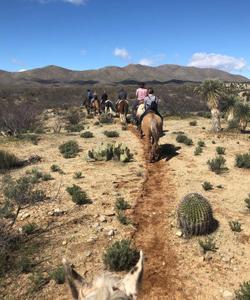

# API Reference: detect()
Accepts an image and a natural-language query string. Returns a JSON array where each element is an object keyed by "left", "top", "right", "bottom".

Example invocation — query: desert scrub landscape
[{"left": 0, "top": 107, "right": 250, "bottom": 299}]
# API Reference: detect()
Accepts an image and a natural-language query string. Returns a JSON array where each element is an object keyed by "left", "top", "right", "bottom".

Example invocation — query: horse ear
[
  {"left": 119, "top": 251, "right": 144, "bottom": 299},
  {"left": 62, "top": 258, "right": 85, "bottom": 300}
]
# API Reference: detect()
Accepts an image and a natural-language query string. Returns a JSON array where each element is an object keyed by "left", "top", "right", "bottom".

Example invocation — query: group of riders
[{"left": 84, "top": 82, "right": 163, "bottom": 127}]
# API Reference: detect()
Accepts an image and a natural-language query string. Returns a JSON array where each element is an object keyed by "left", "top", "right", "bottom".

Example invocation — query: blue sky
[{"left": 1, "top": 0, "right": 250, "bottom": 77}]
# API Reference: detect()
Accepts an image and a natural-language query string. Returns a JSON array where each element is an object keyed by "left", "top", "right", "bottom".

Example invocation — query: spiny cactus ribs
[{"left": 177, "top": 193, "right": 214, "bottom": 236}]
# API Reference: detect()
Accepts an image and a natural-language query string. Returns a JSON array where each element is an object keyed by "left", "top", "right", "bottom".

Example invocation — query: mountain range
[{"left": 0, "top": 64, "right": 248, "bottom": 87}]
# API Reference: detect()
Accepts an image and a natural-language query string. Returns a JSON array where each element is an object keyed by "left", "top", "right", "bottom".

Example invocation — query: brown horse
[
  {"left": 141, "top": 112, "right": 162, "bottom": 162},
  {"left": 116, "top": 99, "right": 129, "bottom": 124}
]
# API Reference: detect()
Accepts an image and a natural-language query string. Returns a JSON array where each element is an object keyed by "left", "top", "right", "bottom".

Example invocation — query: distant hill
[{"left": 0, "top": 64, "right": 248, "bottom": 87}]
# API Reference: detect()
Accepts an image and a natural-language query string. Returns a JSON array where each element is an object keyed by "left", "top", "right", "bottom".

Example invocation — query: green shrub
[
  {"left": 216, "top": 146, "right": 226, "bottom": 155},
  {"left": 0, "top": 150, "right": 23, "bottom": 172},
  {"left": 197, "top": 140, "right": 205, "bottom": 147},
  {"left": 235, "top": 281, "right": 250, "bottom": 299},
  {"left": 50, "top": 164, "right": 64, "bottom": 174},
  {"left": 176, "top": 134, "right": 193, "bottom": 146},
  {"left": 29, "top": 272, "right": 50, "bottom": 293},
  {"left": 59, "top": 140, "right": 79, "bottom": 158},
  {"left": 207, "top": 156, "right": 227, "bottom": 174},
  {"left": 212, "top": 140, "right": 216, "bottom": 144},
  {"left": 117, "top": 211, "right": 131, "bottom": 225},
  {"left": 66, "top": 184, "right": 91, "bottom": 205},
  {"left": 94, "top": 121, "right": 100, "bottom": 126},
  {"left": 17, "top": 256, "right": 33, "bottom": 273},
  {"left": 22, "top": 223, "right": 38, "bottom": 235},
  {"left": 99, "top": 113, "right": 113, "bottom": 124},
  {"left": 189, "top": 120, "right": 197, "bottom": 126},
  {"left": 194, "top": 146, "right": 203, "bottom": 156},
  {"left": 103, "top": 240, "right": 139, "bottom": 272},
  {"left": 198, "top": 237, "right": 217, "bottom": 254},
  {"left": 202, "top": 181, "right": 213, "bottom": 191},
  {"left": 229, "top": 220, "right": 242, "bottom": 232},
  {"left": 26, "top": 168, "right": 53, "bottom": 183},
  {"left": 66, "top": 110, "right": 81, "bottom": 125},
  {"left": 73, "top": 171, "right": 82, "bottom": 179},
  {"left": 80, "top": 131, "right": 94, "bottom": 138},
  {"left": 17, "top": 134, "right": 40, "bottom": 145},
  {"left": 115, "top": 197, "right": 131, "bottom": 211},
  {"left": 235, "top": 153, "right": 250, "bottom": 169},
  {"left": 65, "top": 124, "right": 84, "bottom": 132},
  {"left": 245, "top": 194, "right": 250, "bottom": 210},
  {"left": 51, "top": 265, "right": 65, "bottom": 284},
  {"left": 103, "top": 130, "right": 120, "bottom": 138}
]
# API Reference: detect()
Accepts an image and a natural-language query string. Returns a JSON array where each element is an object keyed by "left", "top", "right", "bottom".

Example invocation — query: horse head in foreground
[
  {"left": 141, "top": 112, "right": 163, "bottom": 162},
  {"left": 62, "top": 250, "right": 144, "bottom": 300}
]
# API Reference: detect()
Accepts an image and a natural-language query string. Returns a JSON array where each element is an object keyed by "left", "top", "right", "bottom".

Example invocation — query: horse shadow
[{"left": 159, "top": 143, "right": 181, "bottom": 161}]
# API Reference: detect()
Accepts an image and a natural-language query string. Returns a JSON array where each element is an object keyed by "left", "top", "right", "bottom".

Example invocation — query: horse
[
  {"left": 91, "top": 98, "right": 101, "bottom": 115},
  {"left": 116, "top": 99, "right": 129, "bottom": 124},
  {"left": 62, "top": 251, "right": 144, "bottom": 300},
  {"left": 141, "top": 111, "right": 163, "bottom": 162},
  {"left": 103, "top": 100, "right": 116, "bottom": 116}
]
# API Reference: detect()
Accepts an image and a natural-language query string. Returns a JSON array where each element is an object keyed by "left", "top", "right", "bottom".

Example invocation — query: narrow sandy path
[{"left": 130, "top": 127, "right": 187, "bottom": 300}]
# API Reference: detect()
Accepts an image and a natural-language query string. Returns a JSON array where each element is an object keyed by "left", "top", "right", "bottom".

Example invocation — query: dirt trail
[{"left": 130, "top": 127, "right": 187, "bottom": 300}]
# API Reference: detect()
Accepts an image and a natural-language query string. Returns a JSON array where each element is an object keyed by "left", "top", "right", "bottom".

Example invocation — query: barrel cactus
[{"left": 177, "top": 193, "right": 214, "bottom": 237}]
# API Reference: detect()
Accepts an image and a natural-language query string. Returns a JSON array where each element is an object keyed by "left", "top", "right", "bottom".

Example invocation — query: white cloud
[
  {"left": 63, "top": 0, "right": 87, "bottom": 5},
  {"left": 18, "top": 69, "right": 27, "bottom": 72},
  {"left": 31, "top": 0, "right": 88, "bottom": 5},
  {"left": 139, "top": 58, "right": 154, "bottom": 66},
  {"left": 113, "top": 48, "right": 130, "bottom": 59},
  {"left": 188, "top": 52, "right": 247, "bottom": 72},
  {"left": 139, "top": 54, "right": 166, "bottom": 66}
]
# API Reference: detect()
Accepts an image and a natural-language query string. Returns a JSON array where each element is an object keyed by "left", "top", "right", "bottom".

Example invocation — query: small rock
[
  {"left": 54, "top": 208, "right": 66, "bottom": 216},
  {"left": 87, "top": 236, "right": 96, "bottom": 243},
  {"left": 93, "top": 223, "right": 100, "bottom": 229},
  {"left": 99, "top": 215, "right": 107, "bottom": 223},
  {"left": 104, "top": 211, "right": 116, "bottom": 217},
  {"left": 222, "top": 290, "right": 234, "bottom": 300},
  {"left": 175, "top": 230, "right": 183, "bottom": 237},
  {"left": 204, "top": 252, "right": 213, "bottom": 261},
  {"left": 20, "top": 212, "right": 30, "bottom": 220},
  {"left": 107, "top": 229, "right": 115, "bottom": 237},
  {"left": 62, "top": 240, "right": 67, "bottom": 246},
  {"left": 84, "top": 251, "right": 92, "bottom": 258}
]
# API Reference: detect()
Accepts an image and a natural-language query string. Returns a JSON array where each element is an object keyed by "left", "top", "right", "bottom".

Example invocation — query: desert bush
[
  {"left": 189, "top": 120, "right": 197, "bottom": 126},
  {"left": 198, "top": 237, "right": 217, "bottom": 254},
  {"left": 73, "top": 171, "right": 82, "bottom": 179},
  {"left": 197, "top": 111, "right": 211, "bottom": 118},
  {"left": 50, "top": 164, "right": 64, "bottom": 174},
  {"left": 197, "top": 140, "right": 205, "bottom": 147},
  {"left": 0, "top": 150, "right": 23, "bottom": 172},
  {"left": 65, "top": 124, "right": 84, "bottom": 132},
  {"left": 235, "top": 152, "right": 250, "bottom": 169},
  {"left": 80, "top": 131, "right": 94, "bottom": 138},
  {"left": 17, "top": 133, "right": 40, "bottom": 145},
  {"left": 235, "top": 281, "right": 250, "bottom": 299},
  {"left": 207, "top": 156, "right": 227, "bottom": 174},
  {"left": 103, "top": 240, "right": 139, "bottom": 272},
  {"left": 177, "top": 193, "right": 215, "bottom": 237},
  {"left": 22, "top": 223, "right": 38, "bottom": 235},
  {"left": 26, "top": 168, "right": 53, "bottom": 183},
  {"left": 245, "top": 194, "right": 250, "bottom": 210},
  {"left": 17, "top": 256, "right": 33, "bottom": 273},
  {"left": 176, "top": 134, "right": 193, "bottom": 146},
  {"left": 66, "top": 184, "right": 91, "bottom": 205},
  {"left": 115, "top": 197, "right": 131, "bottom": 211},
  {"left": 229, "top": 220, "right": 242, "bottom": 232},
  {"left": 202, "top": 181, "right": 213, "bottom": 191},
  {"left": 59, "top": 140, "right": 79, "bottom": 158},
  {"left": 121, "top": 124, "right": 127, "bottom": 131},
  {"left": 216, "top": 146, "right": 226, "bottom": 155},
  {"left": 0, "top": 103, "right": 41, "bottom": 135},
  {"left": 29, "top": 271, "right": 50, "bottom": 293},
  {"left": 228, "top": 119, "right": 239, "bottom": 130},
  {"left": 117, "top": 211, "right": 131, "bottom": 225},
  {"left": 99, "top": 113, "right": 113, "bottom": 124},
  {"left": 65, "top": 110, "right": 81, "bottom": 125},
  {"left": 103, "top": 130, "right": 120, "bottom": 138},
  {"left": 212, "top": 140, "right": 216, "bottom": 144},
  {"left": 194, "top": 146, "right": 203, "bottom": 156},
  {"left": 94, "top": 121, "right": 100, "bottom": 126},
  {"left": 50, "top": 265, "right": 65, "bottom": 284}
]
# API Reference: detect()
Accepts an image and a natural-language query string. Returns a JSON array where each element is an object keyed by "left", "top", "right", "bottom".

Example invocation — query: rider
[
  {"left": 139, "top": 88, "right": 164, "bottom": 134},
  {"left": 87, "top": 89, "right": 93, "bottom": 106},
  {"left": 132, "top": 82, "right": 148, "bottom": 121},
  {"left": 116, "top": 88, "right": 128, "bottom": 110},
  {"left": 101, "top": 91, "right": 108, "bottom": 109}
]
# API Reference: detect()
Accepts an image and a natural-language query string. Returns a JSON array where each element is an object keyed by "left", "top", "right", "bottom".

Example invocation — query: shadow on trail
[{"left": 159, "top": 143, "right": 181, "bottom": 161}]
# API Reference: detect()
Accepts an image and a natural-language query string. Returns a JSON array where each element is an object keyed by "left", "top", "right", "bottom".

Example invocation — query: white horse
[
  {"left": 62, "top": 251, "right": 144, "bottom": 300},
  {"left": 136, "top": 103, "right": 145, "bottom": 120}
]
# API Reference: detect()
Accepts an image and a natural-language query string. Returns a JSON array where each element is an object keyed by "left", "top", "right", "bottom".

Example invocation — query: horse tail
[{"left": 150, "top": 118, "right": 159, "bottom": 144}]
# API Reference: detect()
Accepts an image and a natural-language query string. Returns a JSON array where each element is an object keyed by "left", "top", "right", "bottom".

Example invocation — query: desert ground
[{"left": 0, "top": 110, "right": 250, "bottom": 300}]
